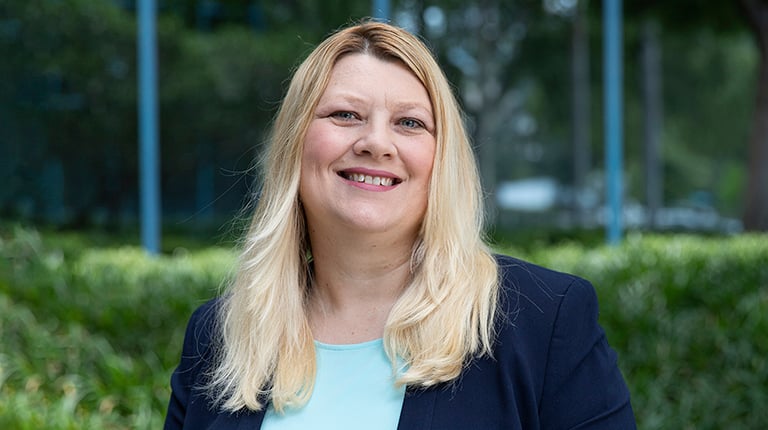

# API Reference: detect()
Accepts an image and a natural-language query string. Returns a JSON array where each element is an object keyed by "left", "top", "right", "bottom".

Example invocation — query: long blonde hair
[{"left": 207, "top": 21, "right": 499, "bottom": 413}]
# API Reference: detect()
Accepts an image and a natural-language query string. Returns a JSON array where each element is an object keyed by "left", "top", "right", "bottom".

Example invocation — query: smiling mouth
[{"left": 339, "top": 172, "right": 400, "bottom": 187}]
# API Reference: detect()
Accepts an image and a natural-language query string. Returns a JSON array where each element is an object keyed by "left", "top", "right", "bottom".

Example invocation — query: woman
[{"left": 164, "top": 21, "right": 636, "bottom": 429}]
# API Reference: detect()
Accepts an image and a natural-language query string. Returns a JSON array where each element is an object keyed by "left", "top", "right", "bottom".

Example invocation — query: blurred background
[
  {"left": 2, "top": 0, "right": 766, "bottom": 242},
  {"left": 1, "top": 0, "right": 767, "bottom": 428}
]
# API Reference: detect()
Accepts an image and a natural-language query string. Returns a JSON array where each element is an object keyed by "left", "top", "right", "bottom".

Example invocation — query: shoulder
[
  {"left": 165, "top": 297, "right": 225, "bottom": 429},
  {"left": 188, "top": 298, "right": 221, "bottom": 338},
  {"left": 488, "top": 254, "right": 636, "bottom": 428},
  {"left": 494, "top": 253, "right": 587, "bottom": 293},
  {"left": 174, "top": 297, "right": 223, "bottom": 385},
  {"left": 490, "top": 253, "right": 605, "bottom": 378},
  {"left": 184, "top": 298, "right": 222, "bottom": 352},
  {"left": 493, "top": 253, "right": 596, "bottom": 325}
]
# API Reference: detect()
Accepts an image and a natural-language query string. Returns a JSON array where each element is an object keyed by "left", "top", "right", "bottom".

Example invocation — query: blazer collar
[{"left": 397, "top": 386, "right": 437, "bottom": 430}]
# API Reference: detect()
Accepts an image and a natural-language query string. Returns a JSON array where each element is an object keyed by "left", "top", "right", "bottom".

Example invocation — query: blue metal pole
[
  {"left": 372, "top": 0, "right": 390, "bottom": 21},
  {"left": 603, "top": 0, "right": 623, "bottom": 244},
  {"left": 138, "top": 0, "right": 161, "bottom": 254}
]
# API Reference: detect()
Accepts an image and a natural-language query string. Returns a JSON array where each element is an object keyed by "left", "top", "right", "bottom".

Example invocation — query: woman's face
[{"left": 299, "top": 53, "right": 436, "bottom": 238}]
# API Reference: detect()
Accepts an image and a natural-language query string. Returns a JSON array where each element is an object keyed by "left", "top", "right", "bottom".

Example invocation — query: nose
[{"left": 352, "top": 118, "right": 396, "bottom": 159}]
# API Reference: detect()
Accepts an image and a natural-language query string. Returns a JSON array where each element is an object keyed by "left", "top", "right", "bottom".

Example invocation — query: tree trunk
[
  {"left": 571, "top": 0, "right": 591, "bottom": 227},
  {"left": 740, "top": 0, "right": 768, "bottom": 231},
  {"left": 641, "top": 19, "right": 663, "bottom": 230}
]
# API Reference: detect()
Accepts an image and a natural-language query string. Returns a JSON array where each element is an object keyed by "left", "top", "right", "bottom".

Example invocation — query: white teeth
[{"left": 345, "top": 173, "right": 394, "bottom": 186}]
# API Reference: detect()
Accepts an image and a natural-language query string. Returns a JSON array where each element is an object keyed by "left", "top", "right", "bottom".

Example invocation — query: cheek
[
  {"left": 303, "top": 123, "right": 322, "bottom": 153},
  {"left": 406, "top": 139, "right": 437, "bottom": 180},
  {"left": 301, "top": 128, "right": 329, "bottom": 168},
  {"left": 302, "top": 123, "right": 345, "bottom": 167}
]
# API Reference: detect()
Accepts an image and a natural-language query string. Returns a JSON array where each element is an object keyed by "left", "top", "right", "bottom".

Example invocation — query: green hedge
[
  {"left": 518, "top": 234, "right": 768, "bottom": 429},
  {"left": 0, "top": 226, "right": 234, "bottom": 428},
  {"left": 1, "top": 225, "right": 767, "bottom": 428}
]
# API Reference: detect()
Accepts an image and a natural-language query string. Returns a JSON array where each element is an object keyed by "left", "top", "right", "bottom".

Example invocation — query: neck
[{"left": 306, "top": 225, "right": 418, "bottom": 344}]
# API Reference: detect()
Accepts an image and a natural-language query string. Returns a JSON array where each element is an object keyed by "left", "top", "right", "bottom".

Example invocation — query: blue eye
[
  {"left": 331, "top": 111, "right": 357, "bottom": 120},
  {"left": 400, "top": 118, "right": 424, "bottom": 129}
]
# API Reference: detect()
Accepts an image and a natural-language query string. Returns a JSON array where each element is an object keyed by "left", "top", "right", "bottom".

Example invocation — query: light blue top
[{"left": 261, "top": 338, "right": 406, "bottom": 430}]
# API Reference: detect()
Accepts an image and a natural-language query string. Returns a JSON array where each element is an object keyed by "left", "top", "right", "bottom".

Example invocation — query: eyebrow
[
  {"left": 320, "top": 91, "right": 433, "bottom": 114},
  {"left": 390, "top": 101, "right": 433, "bottom": 115},
  {"left": 316, "top": 91, "right": 365, "bottom": 106}
]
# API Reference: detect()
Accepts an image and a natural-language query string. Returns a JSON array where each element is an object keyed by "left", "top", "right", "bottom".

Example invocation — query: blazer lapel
[
  {"left": 397, "top": 387, "right": 436, "bottom": 430},
  {"left": 236, "top": 410, "right": 265, "bottom": 430},
  {"left": 207, "top": 408, "right": 265, "bottom": 429}
]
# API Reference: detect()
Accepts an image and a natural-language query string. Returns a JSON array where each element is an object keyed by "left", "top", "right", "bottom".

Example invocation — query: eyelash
[
  {"left": 331, "top": 111, "right": 358, "bottom": 121},
  {"left": 399, "top": 118, "right": 425, "bottom": 129},
  {"left": 330, "top": 111, "right": 425, "bottom": 130}
]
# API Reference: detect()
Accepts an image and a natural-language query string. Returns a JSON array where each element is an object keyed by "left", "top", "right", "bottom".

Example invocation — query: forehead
[{"left": 321, "top": 54, "right": 432, "bottom": 110}]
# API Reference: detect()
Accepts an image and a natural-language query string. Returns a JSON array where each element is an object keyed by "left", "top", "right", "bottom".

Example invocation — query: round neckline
[{"left": 314, "top": 338, "right": 383, "bottom": 351}]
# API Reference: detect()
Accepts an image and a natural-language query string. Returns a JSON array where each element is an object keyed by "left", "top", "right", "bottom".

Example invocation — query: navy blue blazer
[{"left": 164, "top": 255, "right": 636, "bottom": 429}]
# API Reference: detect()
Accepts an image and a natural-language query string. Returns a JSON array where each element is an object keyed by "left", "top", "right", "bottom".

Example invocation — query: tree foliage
[
  {"left": 0, "top": 0, "right": 763, "bottom": 230},
  {"left": 621, "top": 0, "right": 768, "bottom": 228}
]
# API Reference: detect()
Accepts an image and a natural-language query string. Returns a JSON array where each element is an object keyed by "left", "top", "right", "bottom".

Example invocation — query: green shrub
[
  {"left": 514, "top": 234, "right": 768, "bottom": 430},
  {"left": 2, "top": 225, "right": 767, "bottom": 428},
  {"left": 0, "top": 295, "right": 160, "bottom": 429},
  {"left": 0, "top": 225, "right": 235, "bottom": 428}
]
